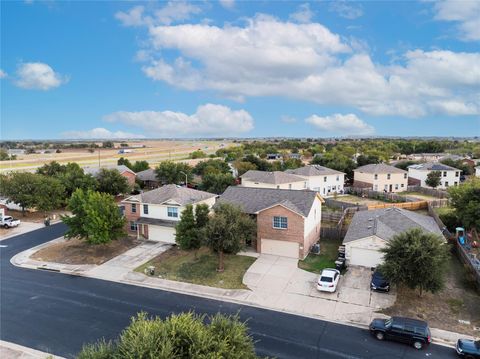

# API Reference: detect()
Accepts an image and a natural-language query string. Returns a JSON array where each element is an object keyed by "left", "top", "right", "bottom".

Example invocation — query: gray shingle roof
[
  {"left": 136, "top": 168, "right": 157, "bottom": 182},
  {"left": 408, "top": 162, "right": 460, "bottom": 171},
  {"left": 84, "top": 165, "right": 135, "bottom": 177},
  {"left": 286, "top": 165, "right": 344, "bottom": 177},
  {"left": 241, "top": 170, "right": 305, "bottom": 184},
  {"left": 129, "top": 184, "right": 217, "bottom": 205},
  {"left": 354, "top": 163, "right": 406, "bottom": 174},
  {"left": 343, "top": 207, "right": 443, "bottom": 244},
  {"left": 219, "top": 186, "right": 320, "bottom": 217}
]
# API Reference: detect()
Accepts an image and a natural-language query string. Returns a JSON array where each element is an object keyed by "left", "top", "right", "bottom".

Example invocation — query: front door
[{"left": 389, "top": 184, "right": 392, "bottom": 192}]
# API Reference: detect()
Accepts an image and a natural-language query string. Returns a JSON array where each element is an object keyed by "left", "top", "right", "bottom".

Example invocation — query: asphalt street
[{"left": 1, "top": 224, "right": 456, "bottom": 358}]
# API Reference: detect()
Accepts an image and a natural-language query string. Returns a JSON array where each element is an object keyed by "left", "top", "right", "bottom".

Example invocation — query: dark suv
[
  {"left": 456, "top": 339, "right": 480, "bottom": 358},
  {"left": 369, "top": 316, "right": 431, "bottom": 350}
]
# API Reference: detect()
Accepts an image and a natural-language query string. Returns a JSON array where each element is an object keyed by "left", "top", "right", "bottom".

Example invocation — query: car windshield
[
  {"left": 385, "top": 319, "right": 393, "bottom": 328},
  {"left": 320, "top": 276, "right": 333, "bottom": 282}
]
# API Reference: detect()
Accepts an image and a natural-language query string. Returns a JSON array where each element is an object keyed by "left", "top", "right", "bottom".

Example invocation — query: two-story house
[
  {"left": 408, "top": 162, "right": 461, "bottom": 189},
  {"left": 219, "top": 186, "right": 323, "bottom": 259},
  {"left": 286, "top": 165, "right": 345, "bottom": 196},
  {"left": 122, "top": 184, "right": 217, "bottom": 243},
  {"left": 240, "top": 170, "right": 307, "bottom": 190},
  {"left": 353, "top": 164, "right": 408, "bottom": 193}
]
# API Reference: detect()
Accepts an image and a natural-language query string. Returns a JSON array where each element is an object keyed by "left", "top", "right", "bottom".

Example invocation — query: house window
[
  {"left": 336, "top": 175, "right": 339, "bottom": 181},
  {"left": 387, "top": 173, "right": 391, "bottom": 180},
  {"left": 384, "top": 184, "right": 388, "bottom": 191},
  {"left": 401, "top": 183, "right": 404, "bottom": 188},
  {"left": 323, "top": 188, "right": 326, "bottom": 194},
  {"left": 143, "top": 204, "right": 149, "bottom": 215},
  {"left": 443, "top": 171, "right": 447, "bottom": 177},
  {"left": 324, "top": 176, "right": 327, "bottom": 182},
  {"left": 304, "top": 181, "right": 307, "bottom": 188},
  {"left": 130, "top": 221, "right": 137, "bottom": 231},
  {"left": 445, "top": 181, "right": 449, "bottom": 187},
  {"left": 454, "top": 181, "right": 458, "bottom": 186},
  {"left": 289, "top": 184, "right": 292, "bottom": 189},
  {"left": 131, "top": 204, "right": 137, "bottom": 213},
  {"left": 395, "top": 184, "right": 399, "bottom": 190},
  {"left": 374, "top": 185, "right": 378, "bottom": 191},
  {"left": 332, "top": 185, "right": 336, "bottom": 191},
  {"left": 273, "top": 216, "right": 288, "bottom": 229},
  {"left": 404, "top": 173, "right": 407, "bottom": 179},
  {"left": 455, "top": 172, "right": 459, "bottom": 177},
  {"left": 374, "top": 174, "right": 378, "bottom": 180},
  {"left": 167, "top": 207, "right": 178, "bottom": 218}
]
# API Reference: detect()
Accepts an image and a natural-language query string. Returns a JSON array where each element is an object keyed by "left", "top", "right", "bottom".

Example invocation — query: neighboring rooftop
[
  {"left": 354, "top": 163, "right": 406, "bottom": 174},
  {"left": 343, "top": 207, "right": 443, "bottom": 244},
  {"left": 136, "top": 168, "right": 157, "bottom": 182},
  {"left": 127, "top": 184, "right": 217, "bottom": 205},
  {"left": 241, "top": 170, "right": 305, "bottom": 184},
  {"left": 219, "top": 186, "right": 321, "bottom": 217},
  {"left": 286, "top": 165, "right": 344, "bottom": 177},
  {"left": 84, "top": 165, "right": 135, "bottom": 177},
  {"left": 439, "top": 154, "right": 465, "bottom": 162},
  {"left": 408, "top": 162, "right": 460, "bottom": 171}
]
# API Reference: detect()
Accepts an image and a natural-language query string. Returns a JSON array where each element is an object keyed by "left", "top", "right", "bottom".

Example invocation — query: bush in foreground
[{"left": 77, "top": 312, "right": 259, "bottom": 359}]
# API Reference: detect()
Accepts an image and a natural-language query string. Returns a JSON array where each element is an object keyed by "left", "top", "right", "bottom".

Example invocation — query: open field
[{"left": 0, "top": 140, "right": 233, "bottom": 173}]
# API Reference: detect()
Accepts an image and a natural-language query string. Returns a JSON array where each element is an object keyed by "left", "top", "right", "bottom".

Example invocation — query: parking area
[{"left": 243, "top": 255, "right": 396, "bottom": 325}]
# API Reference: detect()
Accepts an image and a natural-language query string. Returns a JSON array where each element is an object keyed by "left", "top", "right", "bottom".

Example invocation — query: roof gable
[
  {"left": 241, "top": 170, "right": 305, "bottom": 184},
  {"left": 131, "top": 184, "right": 217, "bottom": 206}
]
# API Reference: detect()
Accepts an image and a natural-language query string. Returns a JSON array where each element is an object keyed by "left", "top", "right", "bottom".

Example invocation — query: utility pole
[{"left": 180, "top": 171, "right": 188, "bottom": 187}]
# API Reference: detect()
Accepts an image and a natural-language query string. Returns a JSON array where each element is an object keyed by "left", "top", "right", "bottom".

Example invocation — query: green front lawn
[
  {"left": 135, "top": 247, "right": 256, "bottom": 289},
  {"left": 298, "top": 239, "right": 342, "bottom": 274}
]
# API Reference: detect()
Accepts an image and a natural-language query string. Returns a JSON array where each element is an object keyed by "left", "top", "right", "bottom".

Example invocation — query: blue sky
[{"left": 1, "top": 0, "right": 479, "bottom": 140}]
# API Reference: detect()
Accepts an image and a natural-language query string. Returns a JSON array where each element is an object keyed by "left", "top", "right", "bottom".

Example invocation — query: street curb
[
  {"left": 0, "top": 339, "right": 66, "bottom": 359},
  {"left": 10, "top": 242, "right": 464, "bottom": 348}
]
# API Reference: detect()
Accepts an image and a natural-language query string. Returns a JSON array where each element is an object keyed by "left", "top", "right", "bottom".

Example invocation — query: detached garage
[
  {"left": 261, "top": 239, "right": 299, "bottom": 258},
  {"left": 343, "top": 208, "right": 443, "bottom": 268}
]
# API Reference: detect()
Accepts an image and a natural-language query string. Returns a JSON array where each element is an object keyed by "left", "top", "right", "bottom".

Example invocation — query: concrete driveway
[{"left": 243, "top": 255, "right": 396, "bottom": 325}]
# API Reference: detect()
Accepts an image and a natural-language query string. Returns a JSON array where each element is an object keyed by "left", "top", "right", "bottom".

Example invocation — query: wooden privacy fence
[
  {"left": 367, "top": 201, "right": 429, "bottom": 211},
  {"left": 406, "top": 185, "right": 449, "bottom": 199}
]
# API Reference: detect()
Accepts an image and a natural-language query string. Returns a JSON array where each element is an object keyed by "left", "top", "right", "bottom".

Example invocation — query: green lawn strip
[
  {"left": 298, "top": 239, "right": 341, "bottom": 274},
  {"left": 135, "top": 247, "right": 256, "bottom": 290}
]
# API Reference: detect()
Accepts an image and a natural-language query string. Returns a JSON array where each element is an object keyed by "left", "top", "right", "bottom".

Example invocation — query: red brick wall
[
  {"left": 122, "top": 201, "right": 140, "bottom": 235},
  {"left": 122, "top": 171, "right": 136, "bottom": 187},
  {"left": 256, "top": 205, "right": 305, "bottom": 258}
]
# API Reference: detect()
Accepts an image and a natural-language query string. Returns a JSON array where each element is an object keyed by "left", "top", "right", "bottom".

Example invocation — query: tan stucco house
[
  {"left": 240, "top": 170, "right": 307, "bottom": 190},
  {"left": 353, "top": 164, "right": 408, "bottom": 193},
  {"left": 122, "top": 185, "right": 217, "bottom": 243},
  {"left": 343, "top": 208, "right": 443, "bottom": 267},
  {"left": 220, "top": 186, "right": 323, "bottom": 259}
]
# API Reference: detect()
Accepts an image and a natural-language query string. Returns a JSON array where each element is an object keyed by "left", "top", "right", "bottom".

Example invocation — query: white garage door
[
  {"left": 349, "top": 247, "right": 384, "bottom": 268},
  {"left": 261, "top": 239, "right": 299, "bottom": 258},
  {"left": 148, "top": 225, "right": 176, "bottom": 244}
]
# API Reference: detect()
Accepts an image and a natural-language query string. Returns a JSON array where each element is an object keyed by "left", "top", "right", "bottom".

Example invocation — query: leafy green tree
[
  {"left": 440, "top": 158, "right": 472, "bottom": 175},
  {"left": 234, "top": 161, "right": 257, "bottom": 176},
  {"left": 35, "top": 176, "right": 65, "bottom": 215},
  {"left": 58, "top": 163, "right": 98, "bottom": 197},
  {"left": 356, "top": 154, "right": 380, "bottom": 167},
  {"left": 190, "top": 150, "right": 207, "bottom": 159},
  {"left": 311, "top": 152, "right": 356, "bottom": 179},
  {"left": 242, "top": 154, "right": 272, "bottom": 171},
  {"left": 425, "top": 171, "right": 442, "bottom": 188},
  {"left": 379, "top": 228, "right": 449, "bottom": 296},
  {"left": 282, "top": 158, "right": 303, "bottom": 170},
  {"left": 175, "top": 204, "right": 197, "bottom": 250},
  {"left": 448, "top": 177, "right": 480, "bottom": 231},
  {"left": 78, "top": 312, "right": 259, "bottom": 359},
  {"left": 0, "top": 172, "right": 40, "bottom": 214},
  {"left": 193, "top": 159, "right": 231, "bottom": 176},
  {"left": 117, "top": 157, "right": 132, "bottom": 169},
  {"left": 96, "top": 168, "right": 130, "bottom": 195},
  {"left": 0, "top": 149, "right": 16, "bottom": 161},
  {"left": 155, "top": 161, "right": 193, "bottom": 185},
  {"left": 200, "top": 172, "right": 235, "bottom": 194},
  {"left": 36, "top": 161, "right": 66, "bottom": 176},
  {"left": 102, "top": 141, "right": 114, "bottom": 148},
  {"left": 394, "top": 160, "right": 419, "bottom": 171},
  {"left": 205, "top": 203, "right": 256, "bottom": 272},
  {"left": 62, "top": 189, "right": 126, "bottom": 244},
  {"left": 131, "top": 160, "right": 150, "bottom": 173}
]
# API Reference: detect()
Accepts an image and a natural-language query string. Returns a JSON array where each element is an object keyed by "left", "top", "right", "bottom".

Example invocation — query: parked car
[
  {"left": 369, "top": 316, "right": 431, "bottom": 350},
  {"left": 316, "top": 268, "right": 340, "bottom": 293},
  {"left": 0, "top": 216, "right": 21, "bottom": 228},
  {"left": 456, "top": 339, "right": 480, "bottom": 358},
  {"left": 370, "top": 270, "right": 390, "bottom": 292}
]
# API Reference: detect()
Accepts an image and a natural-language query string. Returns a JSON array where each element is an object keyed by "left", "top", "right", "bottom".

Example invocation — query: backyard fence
[
  {"left": 323, "top": 197, "right": 368, "bottom": 211},
  {"left": 366, "top": 200, "right": 429, "bottom": 211},
  {"left": 344, "top": 187, "right": 418, "bottom": 203},
  {"left": 406, "top": 185, "right": 449, "bottom": 199},
  {"left": 320, "top": 207, "right": 359, "bottom": 240},
  {"left": 427, "top": 202, "right": 453, "bottom": 238}
]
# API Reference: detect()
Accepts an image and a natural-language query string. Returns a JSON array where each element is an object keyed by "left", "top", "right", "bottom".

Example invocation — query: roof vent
[
  {"left": 367, "top": 226, "right": 373, "bottom": 229},
  {"left": 368, "top": 218, "right": 374, "bottom": 221}
]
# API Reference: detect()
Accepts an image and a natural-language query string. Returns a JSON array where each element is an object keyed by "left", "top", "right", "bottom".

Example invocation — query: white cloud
[
  {"left": 305, "top": 113, "right": 374, "bottom": 135},
  {"left": 128, "top": 14, "right": 479, "bottom": 118},
  {"left": 219, "top": 0, "right": 235, "bottom": 10},
  {"left": 115, "top": 1, "right": 201, "bottom": 27},
  {"left": 15, "top": 62, "right": 67, "bottom": 90},
  {"left": 281, "top": 115, "right": 297, "bottom": 124},
  {"left": 63, "top": 128, "right": 145, "bottom": 139},
  {"left": 0, "top": 69, "right": 7, "bottom": 79},
  {"left": 289, "top": 3, "right": 314, "bottom": 23},
  {"left": 329, "top": 1, "right": 363, "bottom": 20},
  {"left": 433, "top": 0, "right": 480, "bottom": 41},
  {"left": 103, "top": 104, "right": 254, "bottom": 137}
]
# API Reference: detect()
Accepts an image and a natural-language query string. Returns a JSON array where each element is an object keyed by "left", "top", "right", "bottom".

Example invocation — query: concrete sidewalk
[
  {"left": 11, "top": 238, "right": 473, "bottom": 347},
  {"left": 0, "top": 340, "right": 65, "bottom": 359}
]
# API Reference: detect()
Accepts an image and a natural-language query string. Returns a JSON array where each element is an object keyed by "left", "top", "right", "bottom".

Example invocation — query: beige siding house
[
  {"left": 353, "top": 164, "right": 408, "bottom": 193},
  {"left": 286, "top": 165, "right": 345, "bottom": 196},
  {"left": 220, "top": 186, "right": 323, "bottom": 259},
  {"left": 240, "top": 170, "right": 307, "bottom": 190},
  {"left": 408, "top": 162, "right": 461, "bottom": 189},
  {"left": 122, "top": 185, "right": 217, "bottom": 243},
  {"left": 343, "top": 208, "right": 443, "bottom": 267}
]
